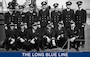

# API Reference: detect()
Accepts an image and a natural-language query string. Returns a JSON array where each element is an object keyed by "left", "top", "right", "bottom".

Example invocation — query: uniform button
[
  {"left": 29, "top": 21, "right": 31, "bottom": 22},
  {"left": 79, "top": 16, "right": 81, "bottom": 18},
  {"left": 55, "top": 18, "right": 56, "bottom": 20}
]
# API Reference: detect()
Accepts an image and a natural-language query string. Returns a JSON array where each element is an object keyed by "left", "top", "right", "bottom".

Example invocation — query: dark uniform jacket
[
  {"left": 17, "top": 29, "right": 27, "bottom": 39},
  {"left": 51, "top": 10, "right": 62, "bottom": 28},
  {"left": 39, "top": 9, "right": 50, "bottom": 27},
  {"left": 6, "top": 29, "right": 17, "bottom": 39},
  {"left": 5, "top": 11, "right": 15, "bottom": 25},
  {"left": 27, "top": 28, "right": 44, "bottom": 40},
  {"left": 66, "top": 27, "right": 80, "bottom": 39},
  {"left": 55, "top": 27, "right": 67, "bottom": 38},
  {"left": 51, "top": 10, "right": 62, "bottom": 23},
  {"left": 25, "top": 11, "right": 37, "bottom": 28},
  {"left": 62, "top": 9, "right": 75, "bottom": 28},
  {"left": 75, "top": 9, "right": 87, "bottom": 28},
  {"left": 15, "top": 12, "right": 26, "bottom": 24},
  {"left": 44, "top": 28, "right": 55, "bottom": 38},
  {"left": 13, "top": 11, "right": 20, "bottom": 24}
]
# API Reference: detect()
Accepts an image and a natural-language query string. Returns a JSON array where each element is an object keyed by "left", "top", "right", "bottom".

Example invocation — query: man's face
[
  {"left": 42, "top": 5, "right": 47, "bottom": 9},
  {"left": 47, "top": 25, "right": 52, "bottom": 29},
  {"left": 78, "top": 5, "right": 82, "bottom": 8},
  {"left": 21, "top": 26, "right": 24, "bottom": 29},
  {"left": 30, "top": 7, "right": 34, "bottom": 11},
  {"left": 10, "top": 26, "right": 14, "bottom": 30},
  {"left": 58, "top": 24, "right": 63, "bottom": 28},
  {"left": 33, "top": 26, "right": 37, "bottom": 30},
  {"left": 9, "top": 9, "right": 14, "bottom": 12},
  {"left": 19, "top": 9, "right": 23, "bottom": 12},
  {"left": 71, "top": 24, "right": 75, "bottom": 28},
  {"left": 66, "top": 5, "right": 71, "bottom": 9}
]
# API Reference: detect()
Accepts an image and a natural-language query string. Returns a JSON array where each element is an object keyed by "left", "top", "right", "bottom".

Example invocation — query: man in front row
[
  {"left": 27, "top": 22, "right": 44, "bottom": 51},
  {"left": 3, "top": 23, "right": 18, "bottom": 51},
  {"left": 43, "top": 22, "right": 56, "bottom": 49},
  {"left": 16, "top": 23, "right": 29, "bottom": 51},
  {"left": 66, "top": 21, "right": 80, "bottom": 51},
  {"left": 55, "top": 21, "right": 67, "bottom": 49}
]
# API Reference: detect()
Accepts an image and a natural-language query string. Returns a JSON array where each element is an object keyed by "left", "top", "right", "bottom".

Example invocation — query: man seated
[
  {"left": 55, "top": 21, "right": 67, "bottom": 49},
  {"left": 43, "top": 22, "right": 56, "bottom": 49},
  {"left": 16, "top": 23, "right": 29, "bottom": 51},
  {"left": 3, "top": 23, "right": 18, "bottom": 51},
  {"left": 66, "top": 21, "right": 80, "bottom": 51},
  {"left": 27, "top": 22, "right": 44, "bottom": 51}
]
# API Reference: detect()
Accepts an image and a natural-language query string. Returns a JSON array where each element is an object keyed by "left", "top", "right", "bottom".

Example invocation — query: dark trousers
[
  {"left": 70, "top": 40, "right": 80, "bottom": 49},
  {"left": 57, "top": 38, "right": 67, "bottom": 47},
  {"left": 3, "top": 38, "right": 17, "bottom": 50},
  {"left": 35, "top": 38, "right": 45, "bottom": 51},
  {"left": 79, "top": 27, "right": 85, "bottom": 45}
]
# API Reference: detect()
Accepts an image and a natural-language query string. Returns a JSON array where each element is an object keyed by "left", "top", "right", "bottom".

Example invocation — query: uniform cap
[
  {"left": 8, "top": 2, "right": 18, "bottom": 9},
  {"left": 53, "top": 3, "right": 59, "bottom": 8},
  {"left": 76, "top": 1, "right": 83, "bottom": 6},
  {"left": 66, "top": 1, "right": 72, "bottom": 5},
  {"left": 41, "top": 1, "right": 47, "bottom": 6}
]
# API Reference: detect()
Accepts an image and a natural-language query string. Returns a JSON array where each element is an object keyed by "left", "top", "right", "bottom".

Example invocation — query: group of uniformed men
[{"left": 2, "top": 1, "right": 87, "bottom": 51}]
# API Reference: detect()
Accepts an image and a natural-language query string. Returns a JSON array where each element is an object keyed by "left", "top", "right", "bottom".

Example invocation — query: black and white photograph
[{"left": 0, "top": 0, "right": 89, "bottom": 52}]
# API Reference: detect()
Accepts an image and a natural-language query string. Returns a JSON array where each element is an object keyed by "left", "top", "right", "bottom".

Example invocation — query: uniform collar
[
  {"left": 78, "top": 8, "right": 83, "bottom": 11},
  {"left": 54, "top": 10, "right": 58, "bottom": 12},
  {"left": 66, "top": 8, "right": 71, "bottom": 11},
  {"left": 42, "top": 8, "right": 46, "bottom": 11}
]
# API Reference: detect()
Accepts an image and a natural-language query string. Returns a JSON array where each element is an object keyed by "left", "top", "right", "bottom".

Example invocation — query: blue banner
[
  {"left": 68, "top": 52, "right": 90, "bottom": 57},
  {"left": 0, "top": 52, "right": 90, "bottom": 57}
]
